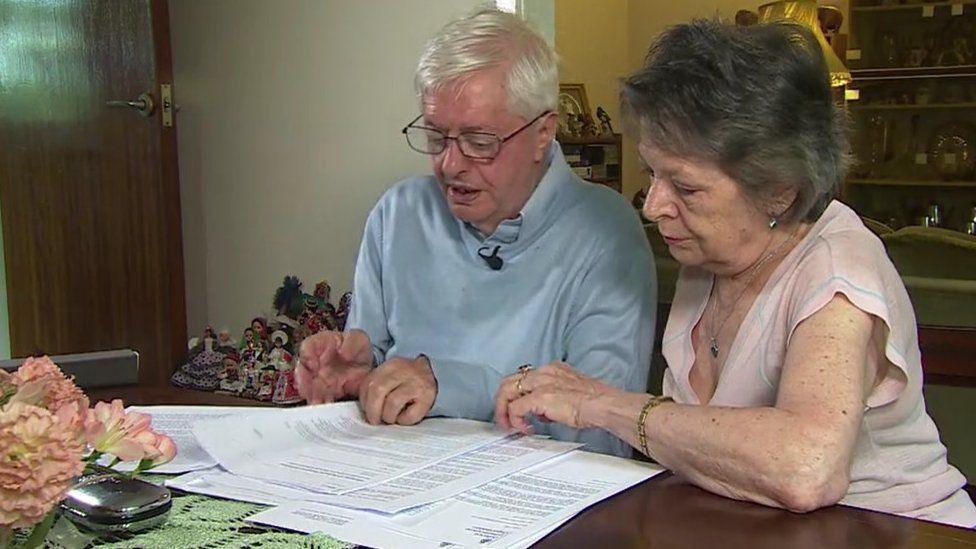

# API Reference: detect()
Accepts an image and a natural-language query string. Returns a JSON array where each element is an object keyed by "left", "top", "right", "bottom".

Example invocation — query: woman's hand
[{"left": 493, "top": 361, "right": 612, "bottom": 433}]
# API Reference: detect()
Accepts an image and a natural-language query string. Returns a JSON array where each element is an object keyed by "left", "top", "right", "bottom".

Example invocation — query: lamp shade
[{"left": 758, "top": 0, "right": 852, "bottom": 87}]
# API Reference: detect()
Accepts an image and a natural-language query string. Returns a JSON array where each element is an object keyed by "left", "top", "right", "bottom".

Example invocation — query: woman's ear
[{"left": 769, "top": 187, "right": 801, "bottom": 221}]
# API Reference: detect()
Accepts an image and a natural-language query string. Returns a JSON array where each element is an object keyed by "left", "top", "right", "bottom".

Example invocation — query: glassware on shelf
[
  {"left": 929, "top": 123, "right": 976, "bottom": 181},
  {"left": 927, "top": 202, "right": 943, "bottom": 226},
  {"left": 866, "top": 114, "right": 891, "bottom": 177},
  {"left": 877, "top": 31, "right": 901, "bottom": 67}
]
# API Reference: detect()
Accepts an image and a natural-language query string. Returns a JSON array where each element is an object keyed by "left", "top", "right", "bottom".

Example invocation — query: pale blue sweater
[{"left": 347, "top": 144, "right": 656, "bottom": 455}]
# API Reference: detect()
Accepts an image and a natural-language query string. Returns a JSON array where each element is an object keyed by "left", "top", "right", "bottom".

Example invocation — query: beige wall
[
  {"left": 170, "top": 0, "right": 481, "bottom": 337},
  {"left": 555, "top": 0, "right": 629, "bottom": 132}
]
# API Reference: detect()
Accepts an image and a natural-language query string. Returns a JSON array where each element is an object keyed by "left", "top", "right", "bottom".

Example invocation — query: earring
[{"left": 768, "top": 217, "right": 778, "bottom": 230}]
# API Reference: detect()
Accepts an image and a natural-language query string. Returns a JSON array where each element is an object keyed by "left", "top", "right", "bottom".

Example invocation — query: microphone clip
[{"left": 477, "top": 245, "right": 504, "bottom": 271}]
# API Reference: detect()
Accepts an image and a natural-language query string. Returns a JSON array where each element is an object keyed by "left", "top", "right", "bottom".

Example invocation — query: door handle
[{"left": 106, "top": 92, "right": 155, "bottom": 117}]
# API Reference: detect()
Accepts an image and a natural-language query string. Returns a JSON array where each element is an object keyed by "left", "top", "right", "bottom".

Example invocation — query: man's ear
[{"left": 534, "top": 112, "right": 559, "bottom": 162}]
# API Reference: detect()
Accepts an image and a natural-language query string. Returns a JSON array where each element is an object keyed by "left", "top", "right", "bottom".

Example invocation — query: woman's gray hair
[
  {"left": 415, "top": 8, "right": 557, "bottom": 119},
  {"left": 622, "top": 19, "right": 849, "bottom": 223}
]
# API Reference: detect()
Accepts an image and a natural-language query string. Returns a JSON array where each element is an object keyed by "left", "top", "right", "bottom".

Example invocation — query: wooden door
[{"left": 0, "top": 0, "right": 186, "bottom": 387}]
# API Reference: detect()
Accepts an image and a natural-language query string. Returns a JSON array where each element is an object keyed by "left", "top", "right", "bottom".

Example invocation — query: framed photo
[{"left": 557, "top": 83, "right": 590, "bottom": 137}]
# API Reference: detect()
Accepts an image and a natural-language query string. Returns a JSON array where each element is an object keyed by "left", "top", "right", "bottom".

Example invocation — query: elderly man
[{"left": 296, "top": 9, "right": 654, "bottom": 455}]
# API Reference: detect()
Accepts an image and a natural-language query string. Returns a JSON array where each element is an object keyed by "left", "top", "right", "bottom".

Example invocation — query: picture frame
[{"left": 557, "top": 83, "right": 591, "bottom": 137}]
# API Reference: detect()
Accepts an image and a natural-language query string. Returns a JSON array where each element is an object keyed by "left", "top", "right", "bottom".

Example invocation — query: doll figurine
[
  {"left": 596, "top": 106, "right": 614, "bottom": 135},
  {"left": 273, "top": 276, "right": 307, "bottom": 320},
  {"left": 314, "top": 280, "right": 332, "bottom": 304},
  {"left": 272, "top": 366, "right": 302, "bottom": 405},
  {"left": 251, "top": 317, "right": 270, "bottom": 350},
  {"left": 171, "top": 326, "right": 224, "bottom": 392},
  {"left": 580, "top": 113, "right": 599, "bottom": 136},
  {"left": 217, "top": 352, "right": 247, "bottom": 394},
  {"left": 255, "top": 364, "right": 279, "bottom": 401},
  {"left": 336, "top": 292, "right": 353, "bottom": 331},
  {"left": 267, "top": 330, "right": 294, "bottom": 369},
  {"left": 216, "top": 328, "right": 237, "bottom": 352}
]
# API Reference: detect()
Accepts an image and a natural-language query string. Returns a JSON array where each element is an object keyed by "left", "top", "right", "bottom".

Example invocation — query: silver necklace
[{"left": 707, "top": 227, "right": 799, "bottom": 359}]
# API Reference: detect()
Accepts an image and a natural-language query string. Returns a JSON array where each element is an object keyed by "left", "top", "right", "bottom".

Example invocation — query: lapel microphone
[{"left": 477, "top": 245, "right": 504, "bottom": 271}]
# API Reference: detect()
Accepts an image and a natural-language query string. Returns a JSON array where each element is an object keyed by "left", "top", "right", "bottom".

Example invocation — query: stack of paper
[{"left": 134, "top": 403, "right": 663, "bottom": 548}]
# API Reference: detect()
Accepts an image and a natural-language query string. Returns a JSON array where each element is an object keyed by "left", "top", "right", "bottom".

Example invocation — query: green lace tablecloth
[{"left": 39, "top": 476, "right": 351, "bottom": 549}]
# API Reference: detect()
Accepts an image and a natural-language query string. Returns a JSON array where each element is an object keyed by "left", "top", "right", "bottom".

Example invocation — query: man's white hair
[{"left": 414, "top": 8, "right": 558, "bottom": 119}]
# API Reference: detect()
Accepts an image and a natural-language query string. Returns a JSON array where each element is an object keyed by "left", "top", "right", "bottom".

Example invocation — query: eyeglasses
[{"left": 401, "top": 111, "right": 550, "bottom": 160}]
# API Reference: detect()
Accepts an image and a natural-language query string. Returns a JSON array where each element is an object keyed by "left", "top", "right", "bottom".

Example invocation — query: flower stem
[
  {"left": 83, "top": 462, "right": 119, "bottom": 476},
  {"left": 17, "top": 510, "right": 55, "bottom": 549}
]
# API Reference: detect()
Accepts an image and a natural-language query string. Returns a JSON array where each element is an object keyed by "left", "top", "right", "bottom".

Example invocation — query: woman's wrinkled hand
[{"left": 493, "top": 361, "right": 610, "bottom": 433}]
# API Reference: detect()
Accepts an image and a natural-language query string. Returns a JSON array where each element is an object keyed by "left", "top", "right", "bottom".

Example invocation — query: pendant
[{"left": 709, "top": 338, "right": 719, "bottom": 358}]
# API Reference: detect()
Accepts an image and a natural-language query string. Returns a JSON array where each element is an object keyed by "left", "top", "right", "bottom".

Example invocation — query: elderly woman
[{"left": 495, "top": 20, "right": 976, "bottom": 527}]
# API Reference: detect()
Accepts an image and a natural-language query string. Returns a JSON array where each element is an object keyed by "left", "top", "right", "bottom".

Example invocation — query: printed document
[{"left": 191, "top": 401, "right": 508, "bottom": 493}]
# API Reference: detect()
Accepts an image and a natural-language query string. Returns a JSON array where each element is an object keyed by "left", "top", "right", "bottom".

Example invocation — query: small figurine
[
  {"left": 580, "top": 113, "right": 599, "bottom": 137},
  {"left": 250, "top": 317, "right": 269, "bottom": 350},
  {"left": 596, "top": 107, "right": 614, "bottom": 135},
  {"left": 267, "top": 330, "right": 295, "bottom": 367},
  {"left": 255, "top": 364, "right": 279, "bottom": 401},
  {"left": 239, "top": 327, "right": 254, "bottom": 352},
  {"left": 273, "top": 275, "right": 307, "bottom": 320},
  {"left": 566, "top": 113, "right": 583, "bottom": 137},
  {"left": 216, "top": 328, "right": 237, "bottom": 352},
  {"left": 217, "top": 352, "right": 246, "bottom": 394},
  {"left": 336, "top": 292, "right": 353, "bottom": 331},
  {"left": 171, "top": 326, "right": 224, "bottom": 392},
  {"left": 272, "top": 366, "right": 302, "bottom": 405},
  {"left": 314, "top": 280, "right": 332, "bottom": 304}
]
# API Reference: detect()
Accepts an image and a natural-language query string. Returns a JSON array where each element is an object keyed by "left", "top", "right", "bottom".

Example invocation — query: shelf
[
  {"left": 556, "top": 134, "right": 620, "bottom": 145},
  {"left": 849, "top": 65, "right": 976, "bottom": 81},
  {"left": 847, "top": 178, "right": 976, "bottom": 187},
  {"left": 852, "top": 0, "right": 976, "bottom": 12},
  {"left": 848, "top": 102, "right": 976, "bottom": 110}
]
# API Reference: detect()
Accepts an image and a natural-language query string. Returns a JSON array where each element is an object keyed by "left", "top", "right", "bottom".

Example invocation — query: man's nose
[{"left": 438, "top": 138, "right": 469, "bottom": 178}]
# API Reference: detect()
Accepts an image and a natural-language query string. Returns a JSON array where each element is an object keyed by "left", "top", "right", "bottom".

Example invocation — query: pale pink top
[{"left": 662, "top": 200, "right": 976, "bottom": 528}]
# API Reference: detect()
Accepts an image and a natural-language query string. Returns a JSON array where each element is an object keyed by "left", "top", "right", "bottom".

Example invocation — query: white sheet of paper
[
  {"left": 166, "top": 468, "right": 300, "bottom": 506},
  {"left": 167, "top": 436, "right": 579, "bottom": 514},
  {"left": 191, "top": 401, "right": 508, "bottom": 494},
  {"left": 248, "top": 450, "right": 664, "bottom": 548},
  {"left": 170, "top": 468, "right": 449, "bottom": 548},
  {"left": 384, "top": 451, "right": 663, "bottom": 548},
  {"left": 114, "top": 405, "right": 275, "bottom": 473},
  {"left": 246, "top": 501, "right": 448, "bottom": 549},
  {"left": 318, "top": 434, "right": 582, "bottom": 513}
]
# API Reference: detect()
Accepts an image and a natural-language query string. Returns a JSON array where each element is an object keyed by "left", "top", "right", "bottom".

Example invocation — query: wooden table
[{"left": 96, "top": 385, "right": 976, "bottom": 548}]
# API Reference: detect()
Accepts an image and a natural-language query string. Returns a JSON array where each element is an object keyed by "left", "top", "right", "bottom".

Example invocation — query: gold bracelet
[{"left": 636, "top": 395, "right": 673, "bottom": 457}]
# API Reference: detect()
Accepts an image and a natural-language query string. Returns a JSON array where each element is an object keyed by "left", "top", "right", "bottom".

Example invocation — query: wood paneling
[
  {"left": 920, "top": 326, "right": 976, "bottom": 386},
  {"left": 0, "top": 0, "right": 186, "bottom": 386}
]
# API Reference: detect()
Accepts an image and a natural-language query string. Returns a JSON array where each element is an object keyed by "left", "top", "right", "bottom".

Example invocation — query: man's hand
[
  {"left": 296, "top": 329, "right": 374, "bottom": 405},
  {"left": 359, "top": 355, "right": 437, "bottom": 425}
]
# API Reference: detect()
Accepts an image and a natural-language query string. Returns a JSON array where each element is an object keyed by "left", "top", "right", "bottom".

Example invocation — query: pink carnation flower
[
  {"left": 84, "top": 400, "right": 176, "bottom": 465},
  {"left": 0, "top": 402, "right": 85, "bottom": 529},
  {"left": 10, "top": 357, "right": 89, "bottom": 427}
]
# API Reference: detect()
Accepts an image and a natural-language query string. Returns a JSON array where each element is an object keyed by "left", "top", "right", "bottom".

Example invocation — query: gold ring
[{"left": 516, "top": 364, "right": 532, "bottom": 396}]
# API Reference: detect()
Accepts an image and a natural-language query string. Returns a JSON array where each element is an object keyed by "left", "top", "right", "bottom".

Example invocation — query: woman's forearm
[{"left": 583, "top": 391, "right": 854, "bottom": 512}]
